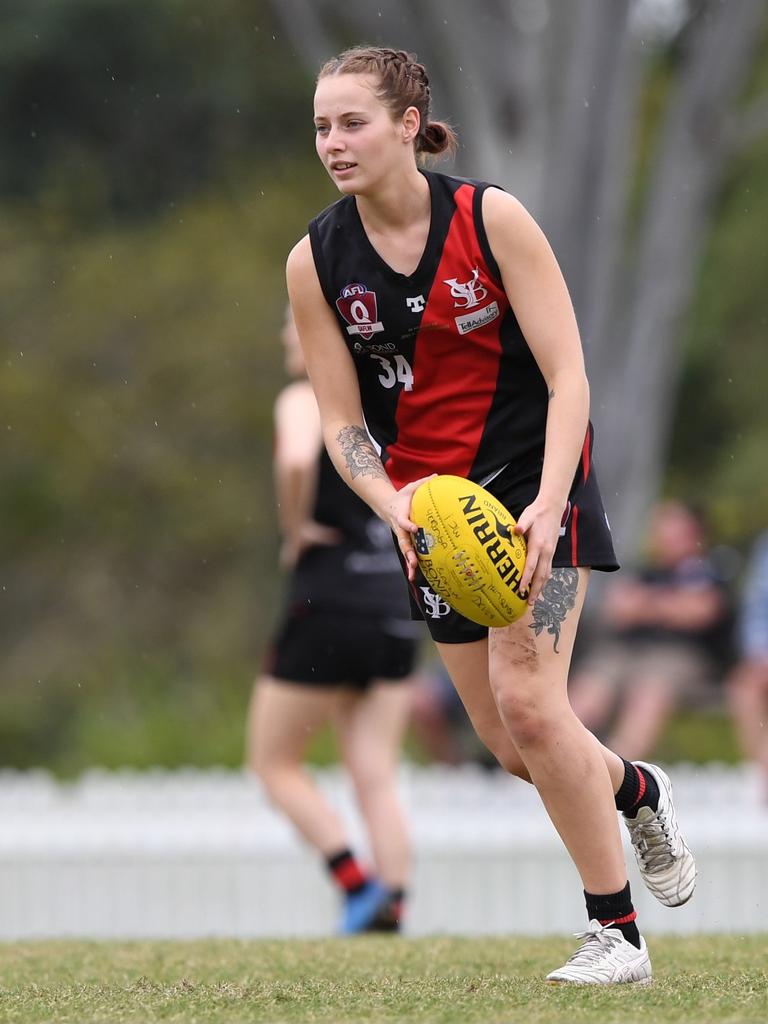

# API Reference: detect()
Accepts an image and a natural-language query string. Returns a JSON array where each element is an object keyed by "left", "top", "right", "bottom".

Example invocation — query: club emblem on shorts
[
  {"left": 420, "top": 587, "right": 451, "bottom": 619},
  {"left": 443, "top": 267, "right": 488, "bottom": 309},
  {"left": 336, "top": 283, "right": 384, "bottom": 339}
]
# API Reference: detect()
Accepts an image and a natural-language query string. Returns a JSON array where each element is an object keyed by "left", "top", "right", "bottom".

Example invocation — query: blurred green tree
[{"left": 0, "top": 0, "right": 309, "bottom": 217}]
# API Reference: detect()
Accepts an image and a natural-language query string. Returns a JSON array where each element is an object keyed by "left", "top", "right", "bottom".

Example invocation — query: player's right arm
[{"left": 286, "top": 235, "right": 424, "bottom": 576}]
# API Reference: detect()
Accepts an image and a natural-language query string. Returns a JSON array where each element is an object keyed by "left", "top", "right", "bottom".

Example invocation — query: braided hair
[{"left": 317, "top": 46, "right": 458, "bottom": 158}]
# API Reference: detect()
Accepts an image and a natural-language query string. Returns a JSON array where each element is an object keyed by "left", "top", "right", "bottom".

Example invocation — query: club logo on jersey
[
  {"left": 420, "top": 586, "right": 451, "bottom": 619},
  {"left": 336, "top": 283, "right": 384, "bottom": 339},
  {"left": 443, "top": 267, "right": 488, "bottom": 309},
  {"left": 406, "top": 294, "right": 426, "bottom": 313}
]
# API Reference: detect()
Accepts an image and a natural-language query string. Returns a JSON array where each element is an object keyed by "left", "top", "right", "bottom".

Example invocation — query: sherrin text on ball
[{"left": 411, "top": 475, "right": 528, "bottom": 628}]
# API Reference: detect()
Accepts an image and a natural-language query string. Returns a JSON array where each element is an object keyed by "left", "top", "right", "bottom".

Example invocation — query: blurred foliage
[
  {"left": 0, "top": 161, "right": 339, "bottom": 774},
  {"left": 667, "top": 134, "right": 768, "bottom": 544},
  {"left": 0, "top": 0, "right": 311, "bottom": 219},
  {"left": 0, "top": 1, "right": 766, "bottom": 771}
]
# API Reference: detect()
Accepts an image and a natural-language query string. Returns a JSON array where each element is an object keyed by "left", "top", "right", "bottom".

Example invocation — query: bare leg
[
  {"left": 488, "top": 569, "right": 627, "bottom": 894},
  {"left": 247, "top": 677, "right": 349, "bottom": 855},
  {"left": 336, "top": 680, "right": 413, "bottom": 888},
  {"left": 609, "top": 675, "right": 677, "bottom": 762},
  {"left": 436, "top": 638, "right": 532, "bottom": 778},
  {"left": 436, "top": 638, "right": 627, "bottom": 794}
]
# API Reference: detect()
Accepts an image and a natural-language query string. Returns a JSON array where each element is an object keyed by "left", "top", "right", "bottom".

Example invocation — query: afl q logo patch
[{"left": 336, "top": 283, "right": 384, "bottom": 339}]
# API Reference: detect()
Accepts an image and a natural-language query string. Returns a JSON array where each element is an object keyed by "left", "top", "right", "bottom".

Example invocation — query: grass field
[{"left": 0, "top": 936, "right": 766, "bottom": 1023}]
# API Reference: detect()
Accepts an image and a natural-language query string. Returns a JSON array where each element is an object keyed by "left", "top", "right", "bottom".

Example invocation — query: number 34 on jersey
[{"left": 371, "top": 353, "right": 413, "bottom": 391}]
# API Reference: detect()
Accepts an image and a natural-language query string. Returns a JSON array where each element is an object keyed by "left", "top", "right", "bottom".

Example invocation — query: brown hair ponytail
[{"left": 317, "top": 46, "right": 458, "bottom": 159}]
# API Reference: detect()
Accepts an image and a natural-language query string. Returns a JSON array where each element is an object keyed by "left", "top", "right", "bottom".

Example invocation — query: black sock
[
  {"left": 614, "top": 759, "right": 660, "bottom": 815},
  {"left": 369, "top": 887, "right": 406, "bottom": 932},
  {"left": 585, "top": 882, "right": 641, "bottom": 948},
  {"left": 326, "top": 848, "right": 367, "bottom": 894}
]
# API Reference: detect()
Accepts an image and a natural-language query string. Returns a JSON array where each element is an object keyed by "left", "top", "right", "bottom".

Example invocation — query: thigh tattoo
[{"left": 529, "top": 568, "right": 579, "bottom": 653}]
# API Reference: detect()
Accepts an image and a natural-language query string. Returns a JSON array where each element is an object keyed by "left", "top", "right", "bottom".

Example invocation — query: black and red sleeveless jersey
[{"left": 309, "top": 169, "right": 569, "bottom": 490}]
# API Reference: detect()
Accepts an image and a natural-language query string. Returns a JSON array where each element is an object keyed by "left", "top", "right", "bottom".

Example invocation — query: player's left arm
[{"left": 483, "top": 187, "right": 590, "bottom": 604}]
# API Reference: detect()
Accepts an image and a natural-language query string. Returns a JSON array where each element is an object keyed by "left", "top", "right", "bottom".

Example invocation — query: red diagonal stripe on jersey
[
  {"left": 581, "top": 426, "right": 591, "bottom": 482},
  {"left": 385, "top": 184, "right": 509, "bottom": 488}
]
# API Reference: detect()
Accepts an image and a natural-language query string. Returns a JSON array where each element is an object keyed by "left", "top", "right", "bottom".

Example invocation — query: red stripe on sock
[
  {"left": 333, "top": 860, "right": 367, "bottom": 891},
  {"left": 600, "top": 911, "right": 637, "bottom": 925},
  {"left": 632, "top": 765, "right": 647, "bottom": 808}
]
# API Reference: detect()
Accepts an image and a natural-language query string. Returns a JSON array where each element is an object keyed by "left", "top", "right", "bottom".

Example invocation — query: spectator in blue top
[{"left": 727, "top": 531, "right": 768, "bottom": 798}]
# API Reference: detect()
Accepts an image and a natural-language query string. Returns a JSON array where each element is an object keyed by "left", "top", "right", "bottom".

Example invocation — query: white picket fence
[{"left": 0, "top": 764, "right": 766, "bottom": 939}]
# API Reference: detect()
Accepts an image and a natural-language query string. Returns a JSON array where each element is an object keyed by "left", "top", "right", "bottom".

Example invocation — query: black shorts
[
  {"left": 403, "top": 462, "right": 619, "bottom": 645},
  {"left": 266, "top": 606, "right": 419, "bottom": 688}
]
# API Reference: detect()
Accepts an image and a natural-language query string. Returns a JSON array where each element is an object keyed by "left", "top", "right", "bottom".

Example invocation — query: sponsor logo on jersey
[
  {"left": 336, "top": 283, "right": 384, "bottom": 339},
  {"left": 420, "top": 586, "right": 451, "bottom": 619},
  {"left": 443, "top": 267, "right": 488, "bottom": 309},
  {"left": 406, "top": 294, "right": 426, "bottom": 313},
  {"left": 454, "top": 300, "right": 500, "bottom": 335},
  {"left": 353, "top": 340, "right": 398, "bottom": 354}
]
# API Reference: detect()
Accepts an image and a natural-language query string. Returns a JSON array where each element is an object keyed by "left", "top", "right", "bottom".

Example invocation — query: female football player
[
  {"left": 286, "top": 45, "right": 697, "bottom": 982},
  {"left": 247, "top": 305, "right": 420, "bottom": 933}
]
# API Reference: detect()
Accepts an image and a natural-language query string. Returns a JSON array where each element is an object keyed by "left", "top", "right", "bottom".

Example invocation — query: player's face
[{"left": 313, "top": 74, "right": 410, "bottom": 195}]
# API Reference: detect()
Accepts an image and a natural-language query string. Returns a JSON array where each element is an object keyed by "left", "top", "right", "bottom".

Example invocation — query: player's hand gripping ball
[{"left": 411, "top": 475, "right": 528, "bottom": 627}]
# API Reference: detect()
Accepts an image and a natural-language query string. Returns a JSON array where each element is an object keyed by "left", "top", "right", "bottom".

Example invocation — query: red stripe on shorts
[{"left": 570, "top": 504, "right": 580, "bottom": 567}]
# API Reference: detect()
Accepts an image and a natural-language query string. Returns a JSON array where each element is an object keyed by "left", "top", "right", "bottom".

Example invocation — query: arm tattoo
[
  {"left": 336, "top": 425, "right": 388, "bottom": 481},
  {"left": 529, "top": 568, "right": 578, "bottom": 653}
]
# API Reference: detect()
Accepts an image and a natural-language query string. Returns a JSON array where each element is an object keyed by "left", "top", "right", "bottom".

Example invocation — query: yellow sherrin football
[{"left": 411, "top": 475, "right": 528, "bottom": 628}]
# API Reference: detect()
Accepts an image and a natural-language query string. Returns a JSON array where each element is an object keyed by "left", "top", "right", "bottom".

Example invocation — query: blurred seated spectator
[
  {"left": 410, "top": 659, "right": 498, "bottom": 768},
  {"left": 569, "top": 500, "right": 734, "bottom": 762},
  {"left": 726, "top": 531, "right": 768, "bottom": 798}
]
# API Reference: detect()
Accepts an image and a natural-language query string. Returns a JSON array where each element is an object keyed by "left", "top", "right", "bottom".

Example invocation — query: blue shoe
[{"left": 338, "top": 880, "right": 390, "bottom": 935}]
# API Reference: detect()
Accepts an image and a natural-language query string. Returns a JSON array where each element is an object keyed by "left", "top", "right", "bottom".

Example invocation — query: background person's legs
[
  {"left": 568, "top": 645, "right": 629, "bottom": 738},
  {"left": 608, "top": 674, "right": 677, "bottom": 762},
  {"left": 247, "top": 677, "right": 348, "bottom": 854},
  {"left": 336, "top": 679, "right": 414, "bottom": 889}
]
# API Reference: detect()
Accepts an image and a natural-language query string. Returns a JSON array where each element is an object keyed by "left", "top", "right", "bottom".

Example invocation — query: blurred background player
[
  {"left": 247, "top": 306, "right": 421, "bottom": 933},
  {"left": 569, "top": 500, "right": 734, "bottom": 761},
  {"left": 727, "top": 530, "right": 768, "bottom": 801}
]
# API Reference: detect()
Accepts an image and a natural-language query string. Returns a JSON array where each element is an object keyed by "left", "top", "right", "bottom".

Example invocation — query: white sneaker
[
  {"left": 623, "top": 761, "right": 696, "bottom": 907},
  {"left": 546, "top": 920, "right": 652, "bottom": 985}
]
